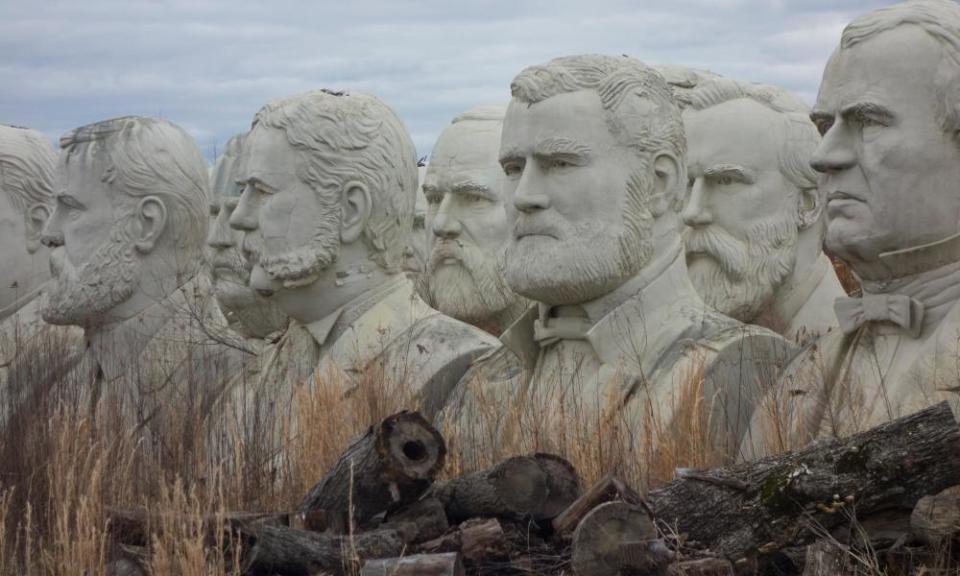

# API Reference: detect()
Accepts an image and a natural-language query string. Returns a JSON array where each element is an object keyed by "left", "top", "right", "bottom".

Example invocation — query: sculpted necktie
[{"left": 834, "top": 293, "right": 924, "bottom": 338}]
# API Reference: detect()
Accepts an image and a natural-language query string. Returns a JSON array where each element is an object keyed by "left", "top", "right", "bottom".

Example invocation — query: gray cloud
[{"left": 0, "top": 0, "right": 891, "bottom": 161}]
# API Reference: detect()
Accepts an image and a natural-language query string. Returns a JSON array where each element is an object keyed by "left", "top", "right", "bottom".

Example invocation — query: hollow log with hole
[{"left": 298, "top": 410, "right": 446, "bottom": 533}]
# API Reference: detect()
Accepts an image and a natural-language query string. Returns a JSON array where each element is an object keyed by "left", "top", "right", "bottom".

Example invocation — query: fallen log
[
  {"left": 418, "top": 518, "right": 510, "bottom": 564},
  {"left": 911, "top": 485, "right": 960, "bottom": 544},
  {"left": 361, "top": 552, "right": 464, "bottom": 576},
  {"left": 239, "top": 524, "right": 404, "bottom": 576},
  {"left": 431, "top": 454, "right": 578, "bottom": 523},
  {"left": 298, "top": 410, "right": 445, "bottom": 533},
  {"left": 570, "top": 501, "right": 661, "bottom": 576},
  {"left": 802, "top": 540, "right": 854, "bottom": 576},
  {"left": 380, "top": 497, "right": 449, "bottom": 544},
  {"left": 645, "top": 402, "right": 960, "bottom": 561},
  {"left": 552, "top": 474, "right": 642, "bottom": 536}
]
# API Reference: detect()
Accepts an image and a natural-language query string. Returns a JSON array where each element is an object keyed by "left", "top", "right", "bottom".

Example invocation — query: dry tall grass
[{"left": 0, "top": 325, "right": 954, "bottom": 575}]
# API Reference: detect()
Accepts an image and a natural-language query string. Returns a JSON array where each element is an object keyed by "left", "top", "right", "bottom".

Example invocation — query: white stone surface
[
  {"left": 441, "top": 55, "right": 792, "bottom": 472},
  {"left": 423, "top": 103, "right": 528, "bottom": 335},
  {"left": 743, "top": 0, "right": 960, "bottom": 457},
  {"left": 0, "top": 124, "right": 84, "bottom": 426},
  {"left": 39, "top": 116, "right": 250, "bottom": 437},
  {"left": 222, "top": 90, "right": 497, "bottom": 456},
  {"left": 676, "top": 76, "right": 844, "bottom": 344},
  {"left": 206, "top": 133, "right": 288, "bottom": 343}
]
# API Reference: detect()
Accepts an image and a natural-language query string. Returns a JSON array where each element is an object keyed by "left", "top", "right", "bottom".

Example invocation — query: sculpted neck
[{"left": 847, "top": 231, "right": 960, "bottom": 283}]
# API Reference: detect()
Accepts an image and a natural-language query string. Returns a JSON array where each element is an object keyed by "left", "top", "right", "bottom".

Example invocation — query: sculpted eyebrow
[
  {"left": 703, "top": 164, "right": 756, "bottom": 184},
  {"left": 841, "top": 102, "right": 894, "bottom": 123},
  {"left": 450, "top": 182, "right": 495, "bottom": 200},
  {"left": 533, "top": 137, "right": 592, "bottom": 159}
]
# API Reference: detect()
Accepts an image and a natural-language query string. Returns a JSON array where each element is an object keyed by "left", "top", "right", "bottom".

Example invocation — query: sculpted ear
[
  {"left": 340, "top": 180, "right": 371, "bottom": 244},
  {"left": 133, "top": 196, "right": 168, "bottom": 254},
  {"left": 797, "top": 186, "right": 824, "bottom": 230},
  {"left": 650, "top": 152, "right": 683, "bottom": 217},
  {"left": 24, "top": 204, "right": 51, "bottom": 254}
]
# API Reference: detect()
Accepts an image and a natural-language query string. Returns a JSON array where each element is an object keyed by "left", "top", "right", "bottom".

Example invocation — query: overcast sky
[{"left": 1, "top": 0, "right": 892, "bottom": 162}]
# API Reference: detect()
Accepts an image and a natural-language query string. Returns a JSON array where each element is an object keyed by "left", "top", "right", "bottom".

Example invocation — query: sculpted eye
[
  {"left": 718, "top": 175, "right": 735, "bottom": 186},
  {"left": 502, "top": 162, "right": 523, "bottom": 178},
  {"left": 813, "top": 117, "right": 833, "bottom": 137},
  {"left": 551, "top": 158, "right": 572, "bottom": 169}
]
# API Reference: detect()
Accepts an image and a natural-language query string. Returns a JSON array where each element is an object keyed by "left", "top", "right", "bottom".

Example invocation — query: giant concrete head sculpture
[
  {"left": 0, "top": 125, "right": 56, "bottom": 321},
  {"left": 679, "top": 78, "right": 823, "bottom": 322},
  {"left": 206, "top": 133, "right": 288, "bottom": 339},
  {"left": 501, "top": 54, "right": 686, "bottom": 306},
  {"left": 41, "top": 116, "right": 209, "bottom": 328},
  {"left": 424, "top": 103, "right": 527, "bottom": 333},
  {"left": 230, "top": 89, "right": 418, "bottom": 325},
  {"left": 811, "top": 0, "right": 960, "bottom": 280}
]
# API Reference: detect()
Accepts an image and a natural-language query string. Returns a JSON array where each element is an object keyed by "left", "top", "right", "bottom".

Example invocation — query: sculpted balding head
[{"left": 41, "top": 116, "right": 209, "bottom": 327}]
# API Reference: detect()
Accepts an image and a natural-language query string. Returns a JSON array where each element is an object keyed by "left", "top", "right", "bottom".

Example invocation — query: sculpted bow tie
[
  {"left": 834, "top": 294, "right": 925, "bottom": 338},
  {"left": 533, "top": 306, "right": 592, "bottom": 348}
]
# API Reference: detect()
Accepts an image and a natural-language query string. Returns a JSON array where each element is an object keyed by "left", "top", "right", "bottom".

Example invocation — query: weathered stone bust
[
  {"left": 423, "top": 103, "right": 528, "bottom": 335},
  {"left": 743, "top": 0, "right": 960, "bottom": 457},
  {"left": 677, "top": 77, "right": 845, "bottom": 344},
  {"left": 442, "top": 55, "right": 791, "bottom": 472},
  {"left": 225, "top": 89, "right": 496, "bottom": 451},
  {"left": 402, "top": 164, "right": 429, "bottom": 276},
  {"left": 0, "top": 125, "right": 83, "bottom": 423},
  {"left": 40, "top": 116, "right": 249, "bottom": 439},
  {"left": 206, "top": 133, "right": 288, "bottom": 343}
]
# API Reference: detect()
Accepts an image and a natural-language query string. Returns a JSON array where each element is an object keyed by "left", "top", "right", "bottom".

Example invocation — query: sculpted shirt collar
[
  {"left": 854, "top": 230, "right": 960, "bottom": 282},
  {"left": 302, "top": 274, "right": 410, "bottom": 349},
  {"left": 503, "top": 237, "right": 694, "bottom": 369}
]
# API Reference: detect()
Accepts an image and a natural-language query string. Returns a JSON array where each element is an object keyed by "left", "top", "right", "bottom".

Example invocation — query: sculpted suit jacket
[
  {"left": 215, "top": 274, "right": 498, "bottom": 467},
  {"left": 741, "top": 244, "right": 960, "bottom": 459},
  {"left": 441, "top": 242, "right": 793, "bottom": 475}
]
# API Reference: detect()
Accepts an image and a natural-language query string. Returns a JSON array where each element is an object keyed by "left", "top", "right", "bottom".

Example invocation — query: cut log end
[
  {"left": 571, "top": 501, "right": 658, "bottom": 576},
  {"left": 379, "top": 411, "right": 447, "bottom": 481}
]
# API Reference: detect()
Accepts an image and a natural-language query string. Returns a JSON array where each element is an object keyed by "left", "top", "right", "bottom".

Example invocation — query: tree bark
[
  {"left": 666, "top": 557, "right": 734, "bottom": 576},
  {"left": 570, "top": 501, "right": 658, "bottom": 576},
  {"left": 418, "top": 518, "right": 510, "bottom": 564},
  {"left": 379, "top": 497, "right": 449, "bottom": 544},
  {"left": 298, "top": 410, "right": 446, "bottom": 533},
  {"left": 646, "top": 402, "right": 960, "bottom": 561},
  {"left": 361, "top": 552, "right": 464, "bottom": 576},
  {"left": 239, "top": 524, "right": 404, "bottom": 576},
  {"left": 552, "top": 474, "right": 642, "bottom": 536},
  {"left": 431, "top": 454, "right": 578, "bottom": 523}
]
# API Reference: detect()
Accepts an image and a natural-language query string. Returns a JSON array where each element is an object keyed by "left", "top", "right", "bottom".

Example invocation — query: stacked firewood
[{"left": 107, "top": 403, "right": 960, "bottom": 575}]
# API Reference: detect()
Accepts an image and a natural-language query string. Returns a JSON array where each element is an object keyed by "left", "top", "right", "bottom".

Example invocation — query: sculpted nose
[
  {"left": 229, "top": 187, "right": 258, "bottom": 232},
  {"left": 681, "top": 179, "right": 712, "bottom": 227},
  {"left": 513, "top": 171, "right": 550, "bottom": 214},
  {"left": 208, "top": 211, "right": 235, "bottom": 249},
  {"left": 432, "top": 197, "right": 461, "bottom": 240},
  {"left": 810, "top": 125, "right": 856, "bottom": 175},
  {"left": 40, "top": 208, "right": 64, "bottom": 248}
]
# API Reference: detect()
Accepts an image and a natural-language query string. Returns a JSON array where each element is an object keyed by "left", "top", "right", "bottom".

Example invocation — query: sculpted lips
[
  {"left": 513, "top": 218, "right": 561, "bottom": 241},
  {"left": 431, "top": 241, "right": 464, "bottom": 267},
  {"left": 826, "top": 190, "right": 867, "bottom": 217}
]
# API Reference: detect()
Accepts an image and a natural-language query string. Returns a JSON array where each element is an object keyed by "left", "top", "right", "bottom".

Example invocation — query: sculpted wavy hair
[
  {"left": 59, "top": 116, "right": 210, "bottom": 277},
  {"left": 675, "top": 77, "right": 820, "bottom": 198},
  {"left": 252, "top": 89, "right": 418, "bottom": 272},
  {"left": 842, "top": 0, "right": 960, "bottom": 140},
  {"left": 0, "top": 124, "right": 56, "bottom": 216},
  {"left": 510, "top": 54, "right": 687, "bottom": 215}
]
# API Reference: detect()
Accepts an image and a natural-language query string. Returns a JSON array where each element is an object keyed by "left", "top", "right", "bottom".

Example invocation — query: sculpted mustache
[
  {"left": 513, "top": 216, "right": 564, "bottom": 239},
  {"left": 430, "top": 241, "right": 465, "bottom": 267},
  {"left": 684, "top": 227, "right": 749, "bottom": 279}
]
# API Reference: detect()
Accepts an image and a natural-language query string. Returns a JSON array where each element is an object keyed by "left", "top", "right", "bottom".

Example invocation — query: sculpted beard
[
  {"left": 685, "top": 213, "right": 798, "bottom": 322},
  {"left": 43, "top": 217, "right": 140, "bottom": 327},
  {"left": 209, "top": 242, "right": 288, "bottom": 339},
  {"left": 428, "top": 240, "right": 517, "bottom": 325},
  {"left": 505, "top": 167, "right": 655, "bottom": 306},
  {"left": 258, "top": 187, "right": 340, "bottom": 288}
]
